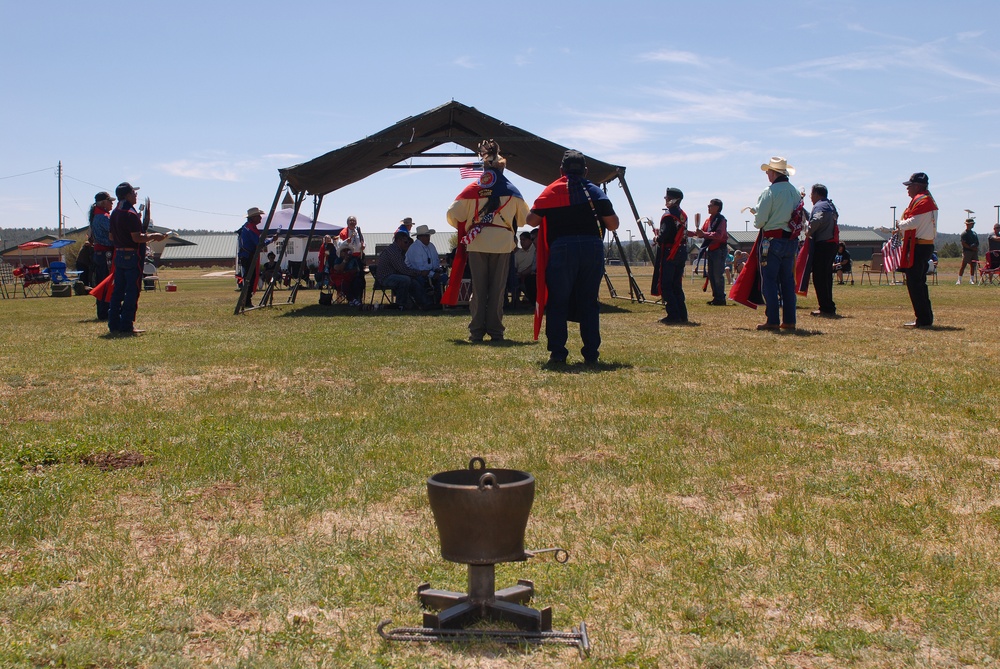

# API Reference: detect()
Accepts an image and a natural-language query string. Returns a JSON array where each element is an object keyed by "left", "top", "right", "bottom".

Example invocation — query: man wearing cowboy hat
[
  {"left": 957, "top": 217, "right": 979, "bottom": 284},
  {"left": 396, "top": 217, "right": 414, "bottom": 235},
  {"left": 753, "top": 157, "right": 803, "bottom": 331},
  {"left": 405, "top": 223, "right": 447, "bottom": 303},
  {"left": 237, "top": 207, "right": 269, "bottom": 299}
]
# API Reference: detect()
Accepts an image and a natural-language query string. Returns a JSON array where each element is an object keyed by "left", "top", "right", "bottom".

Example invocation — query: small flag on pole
[
  {"left": 459, "top": 162, "right": 484, "bottom": 179},
  {"left": 882, "top": 233, "right": 903, "bottom": 273}
]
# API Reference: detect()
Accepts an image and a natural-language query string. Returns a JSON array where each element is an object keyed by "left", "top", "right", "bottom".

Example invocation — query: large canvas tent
[{"left": 237, "top": 100, "right": 652, "bottom": 313}]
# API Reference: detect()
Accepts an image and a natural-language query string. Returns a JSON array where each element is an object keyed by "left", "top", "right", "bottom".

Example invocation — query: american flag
[
  {"left": 459, "top": 162, "right": 483, "bottom": 179},
  {"left": 882, "top": 233, "right": 903, "bottom": 273}
]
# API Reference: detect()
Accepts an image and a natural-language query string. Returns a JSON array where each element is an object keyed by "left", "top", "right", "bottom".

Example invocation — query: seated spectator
[
  {"left": 375, "top": 231, "right": 430, "bottom": 310},
  {"left": 732, "top": 249, "right": 748, "bottom": 277},
  {"left": 928, "top": 250, "right": 938, "bottom": 276},
  {"left": 511, "top": 230, "right": 536, "bottom": 307},
  {"left": 405, "top": 224, "right": 447, "bottom": 304},
  {"left": 832, "top": 242, "right": 852, "bottom": 284},
  {"left": 331, "top": 243, "right": 366, "bottom": 305},
  {"left": 261, "top": 252, "right": 281, "bottom": 286},
  {"left": 725, "top": 250, "right": 735, "bottom": 284}
]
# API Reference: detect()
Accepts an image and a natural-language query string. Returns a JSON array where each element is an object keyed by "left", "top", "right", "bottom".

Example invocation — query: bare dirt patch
[{"left": 79, "top": 450, "right": 147, "bottom": 471}]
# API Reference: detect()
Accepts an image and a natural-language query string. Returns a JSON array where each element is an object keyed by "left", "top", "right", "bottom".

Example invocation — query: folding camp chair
[
  {"left": 48, "top": 261, "right": 69, "bottom": 284},
  {"left": 142, "top": 261, "right": 161, "bottom": 291},
  {"left": 860, "top": 252, "right": 890, "bottom": 285},
  {"left": 13, "top": 264, "right": 50, "bottom": 297},
  {"left": 367, "top": 264, "right": 392, "bottom": 307},
  {"left": 0, "top": 261, "right": 15, "bottom": 299},
  {"left": 978, "top": 249, "right": 1000, "bottom": 285}
]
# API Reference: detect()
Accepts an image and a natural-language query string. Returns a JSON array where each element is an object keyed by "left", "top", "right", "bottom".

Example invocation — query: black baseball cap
[
  {"left": 94, "top": 191, "right": 113, "bottom": 202},
  {"left": 665, "top": 187, "right": 684, "bottom": 201},
  {"left": 561, "top": 150, "right": 587, "bottom": 176},
  {"left": 115, "top": 182, "right": 139, "bottom": 198},
  {"left": 902, "top": 172, "right": 929, "bottom": 186}
]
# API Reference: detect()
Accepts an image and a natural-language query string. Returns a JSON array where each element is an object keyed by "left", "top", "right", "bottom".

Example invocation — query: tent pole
[
  {"left": 282, "top": 193, "right": 308, "bottom": 304},
  {"left": 236, "top": 178, "right": 285, "bottom": 314},
  {"left": 287, "top": 194, "right": 324, "bottom": 305},
  {"left": 254, "top": 180, "right": 288, "bottom": 310},
  {"left": 597, "top": 177, "right": 646, "bottom": 303},
  {"left": 618, "top": 175, "right": 655, "bottom": 263}
]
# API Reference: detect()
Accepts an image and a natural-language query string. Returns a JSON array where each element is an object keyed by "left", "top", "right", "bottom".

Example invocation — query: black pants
[
  {"left": 904, "top": 243, "right": 934, "bottom": 325},
  {"left": 659, "top": 260, "right": 688, "bottom": 322},
  {"left": 812, "top": 241, "right": 837, "bottom": 314}
]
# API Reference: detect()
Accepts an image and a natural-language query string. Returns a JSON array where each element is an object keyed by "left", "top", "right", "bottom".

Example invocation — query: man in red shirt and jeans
[{"left": 108, "top": 182, "right": 167, "bottom": 335}]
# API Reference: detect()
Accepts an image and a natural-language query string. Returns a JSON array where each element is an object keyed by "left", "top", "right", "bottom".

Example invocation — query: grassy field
[{"left": 1, "top": 259, "right": 998, "bottom": 668}]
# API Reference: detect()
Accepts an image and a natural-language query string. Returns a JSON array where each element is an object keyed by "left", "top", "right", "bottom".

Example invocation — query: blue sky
[{"left": 2, "top": 0, "right": 998, "bottom": 237}]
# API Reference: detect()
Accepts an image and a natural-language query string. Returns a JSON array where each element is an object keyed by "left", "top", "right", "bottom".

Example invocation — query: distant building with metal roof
[{"left": 159, "top": 233, "right": 236, "bottom": 268}]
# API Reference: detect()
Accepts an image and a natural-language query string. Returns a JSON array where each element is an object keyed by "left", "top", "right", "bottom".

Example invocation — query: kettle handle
[{"left": 478, "top": 472, "right": 497, "bottom": 491}]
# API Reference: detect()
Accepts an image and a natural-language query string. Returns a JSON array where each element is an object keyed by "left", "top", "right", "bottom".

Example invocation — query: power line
[
  {"left": 152, "top": 201, "right": 241, "bottom": 217},
  {"left": 0, "top": 166, "right": 57, "bottom": 181},
  {"left": 64, "top": 173, "right": 240, "bottom": 218},
  {"left": 4, "top": 167, "right": 242, "bottom": 220}
]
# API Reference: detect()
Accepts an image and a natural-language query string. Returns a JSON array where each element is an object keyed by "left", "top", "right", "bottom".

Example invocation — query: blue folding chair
[{"left": 48, "top": 261, "right": 69, "bottom": 284}]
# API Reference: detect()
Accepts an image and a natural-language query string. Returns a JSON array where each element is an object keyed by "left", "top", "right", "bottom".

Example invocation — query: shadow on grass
[
  {"left": 598, "top": 302, "right": 636, "bottom": 314},
  {"left": 450, "top": 338, "right": 535, "bottom": 348},
  {"left": 280, "top": 304, "right": 468, "bottom": 319},
  {"left": 540, "top": 359, "right": 633, "bottom": 374},
  {"left": 910, "top": 324, "right": 964, "bottom": 332},
  {"left": 731, "top": 326, "right": 823, "bottom": 336}
]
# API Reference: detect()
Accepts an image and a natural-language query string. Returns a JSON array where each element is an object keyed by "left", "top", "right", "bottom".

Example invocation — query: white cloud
[
  {"left": 637, "top": 49, "right": 706, "bottom": 67},
  {"left": 452, "top": 56, "right": 477, "bottom": 69},
  {"left": 681, "top": 135, "right": 758, "bottom": 152},
  {"left": 611, "top": 150, "right": 726, "bottom": 169},
  {"left": 552, "top": 121, "right": 648, "bottom": 150},
  {"left": 158, "top": 159, "right": 261, "bottom": 182},
  {"left": 513, "top": 49, "right": 533, "bottom": 67},
  {"left": 262, "top": 153, "right": 303, "bottom": 162},
  {"left": 957, "top": 31, "right": 984, "bottom": 42}
]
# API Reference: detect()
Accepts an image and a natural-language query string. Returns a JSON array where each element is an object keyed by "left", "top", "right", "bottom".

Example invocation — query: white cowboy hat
[
  {"left": 246, "top": 207, "right": 266, "bottom": 218},
  {"left": 760, "top": 157, "right": 795, "bottom": 176},
  {"left": 412, "top": 224, "right": 436, "bottom": 236}
]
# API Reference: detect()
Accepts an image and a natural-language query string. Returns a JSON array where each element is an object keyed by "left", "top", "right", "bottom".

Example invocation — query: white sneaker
[{"left": 956, "top": 279, "right": 962, "bottom": 285}]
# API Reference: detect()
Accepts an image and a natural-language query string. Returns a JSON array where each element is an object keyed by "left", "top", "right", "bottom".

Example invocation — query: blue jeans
[
  {"left": 759, "top": 237, "right": 797, "bottom": 326},
  {"left": 706, "top": 246, "right": 726, "bottom": 304},
  {"left": 108, "top": 250, "right": 141, "bottom": 332},
  {"left": 545, "top": 235, "right": 604, "bottom": 362},
  {"left": 383, "top": 274, "right": 427, "bottom": 308}
]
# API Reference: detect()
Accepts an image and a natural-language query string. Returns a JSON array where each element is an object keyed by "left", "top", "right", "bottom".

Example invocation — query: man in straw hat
[
  {"left": 406, "top": 224, "right": 446, "bottom": 304},
  {"left": 237, "top": 206, "right": 268, "bottom": 298},
  {"left": 753, "top": 157, "right": 803, "bottom": 331},
  {"left": 957, "top": 216, "right": 979, "bottom": 285}
]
